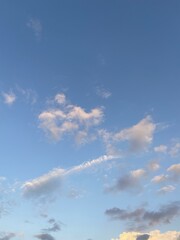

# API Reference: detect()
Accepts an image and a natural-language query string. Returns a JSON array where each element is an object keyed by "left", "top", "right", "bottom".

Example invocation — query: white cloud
[
  {"left": 65, "top": 155, "right": 118, "bottom": 176},
  {"left": 100, "top": 116, "right": 156, "bottom": 154},
  {"left": 27, "top": 18, "right": 42, "bottom": 40},
  {"left": 22, "top": 168, "right": 65, "bottom": 200},
  {"left": 167, "top": 164, "right": 180, "bottom": 174},
  {"left": 147, "top": 160, "right": 160, "bottom": 172},
  {"left": 113, "top": 230, "right": 180, "bottom": 240},
  {"left": 22, "top": 154, "right": 119, "bottom": 200},
  {"left": 96, "top": 86, "right": 112, "bottom": 99},
  {"left": 151, "top": 174, "right": 168, "bottom": 184},
  {"left": 154, "top": 145, "right": 167, "bottom": 153},
  {"left": 2, "top": 92, "right": 16, "bottom": 105},
  {"left": 39, "top": 93, "right": 103, "bottom": 142},
  {"left": 130, "top": 169, "right": 146, "bottom": 179},
  {"left": 114, "top": 116, "right": 156, "bottom": 152},
  {"left": 167, "top": 163, "right": 180, "bottom": 181},
  {"left": 151, "top": 164, "right": 180, "bottom": 185},
  {"left": 158, "top": 185, "right": 175, "bottom": 194},
  {"left": 54, "top": 93, "right": 66, "bottom": 105}
]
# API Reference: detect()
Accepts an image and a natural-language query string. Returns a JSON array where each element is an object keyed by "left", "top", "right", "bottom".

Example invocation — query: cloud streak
[{"left": 22, "top": 155, "right": 119, "bottom": 200}]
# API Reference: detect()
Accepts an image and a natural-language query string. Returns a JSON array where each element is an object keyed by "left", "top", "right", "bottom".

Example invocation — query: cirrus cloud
[{"left": 22, "top": 155, "right": 119, "bottom": 200}]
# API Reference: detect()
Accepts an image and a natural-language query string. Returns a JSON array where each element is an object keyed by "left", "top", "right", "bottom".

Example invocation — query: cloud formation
[
  {"left": 114, "top": 116, "right": 156, "bottom": 152},
  {"left": 0, "top": 233, "right": 16, "bottom": 240},
  {"left": 113, "top": 230, "right": 180, "bottom": 240},
  {"left": 34, "top": 233, "right": 55, "bottom": 240},
  {"left": 157, "top": 185, "right": 175, "bottom": 194},
  {"left": 167, "top": 164, "right": 180, "bottom": 181},
  {"left": 39, "top": 93, "right": 103, "bottom": 143},
  {"left": 151, "top": 174, "right": 168, "bottom": 184},
  {"left": 42, "top": 218, "right": 61, "bottom": 232},
  {"left": 54, "top": 93, "right": 66, "bottom": 105},
  {"left": 154, "top": 142, "right": 180, "bottom": 157},
  {"left": 106, "top": 169, "right": 146, "bottom": 193},
  {"left": 105, "top": 201, "right": 180, "bottom": 231},
  {"left": 22, "top": 168, "right": 64, "bottom": 200},
  {"left": 100, "top": 116, "right": 156, "bottom": 154},
  {"left": 147, "top": 160, "right": 160, "bottom": 172},
  {"left": 95, "top": 86, "right": 112, "bottom": 99},
  {"left": 154, "top": 145, "right": 167, "bottom": 153},
  {"left": 151, "top": 163, "right": 180, "bottom": 189},
  {"left": 2, "top": 92, "right": 16, "bottom": 105},
  {"left": 22, "top": 155, "right": 118, "bottom": 200}
]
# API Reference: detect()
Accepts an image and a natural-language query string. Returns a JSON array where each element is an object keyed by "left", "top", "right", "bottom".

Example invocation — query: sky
[{"left": 0, "top": 0, "right": 180, "bottom": 240}]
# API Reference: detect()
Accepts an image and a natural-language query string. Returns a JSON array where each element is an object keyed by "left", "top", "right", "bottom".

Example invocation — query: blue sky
[{"left": 0, "top": 1, "right": 180, "bottom": 240}]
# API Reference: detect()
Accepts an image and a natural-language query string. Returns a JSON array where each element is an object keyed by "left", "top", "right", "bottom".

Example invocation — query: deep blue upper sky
[{"left": 0, "top": 1, "right": 179, "bottom": 240}]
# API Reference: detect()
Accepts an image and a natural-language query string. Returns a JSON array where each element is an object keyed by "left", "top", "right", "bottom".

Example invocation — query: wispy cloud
[
  {"left": 2, "top": 92, "right": 16, "bottom": 105},
  {"left": 95, "top": 86, "right": 112, "bottom": 99},
  {"left": 27, "top": 18, "right": 42, "bottom": 40},
  {"left": 169, "top": 143, "right": 180, "bottom": 157},
  {"left": 157, "top": 185, "right": 175, "bottom": 195},
  {"left": 65, "top": 155, "right": 118, "bottom": 176},
  {"left": 151, "top": 174, "right": 168, "bottom": 184},
  {"left": 154, "top": 145, "right": 167, "bottom": 153},
  {"left": 154, "top": 141, "right": 180, "bottom": 157},
  {"left": 22, "top": 168, "right": 64, "bottom": 200},
  {"left": 22, "top": 155, "right": 119, "bottom": 200},
  {"left": 16, "top": 86, "right": 38, "bottom": 104},
  {"left": 0, "top": 178, "right": 17, "bottom": 218}
]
